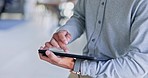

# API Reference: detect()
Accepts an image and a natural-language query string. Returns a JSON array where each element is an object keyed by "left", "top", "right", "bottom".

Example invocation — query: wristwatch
[{"left": 71, "top": 59, "right": 82, "bottom": 74}]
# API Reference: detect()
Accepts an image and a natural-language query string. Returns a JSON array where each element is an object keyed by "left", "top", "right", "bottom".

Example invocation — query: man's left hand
[{"left": 38, "top": 48, "right": 74, "bottom": 70}]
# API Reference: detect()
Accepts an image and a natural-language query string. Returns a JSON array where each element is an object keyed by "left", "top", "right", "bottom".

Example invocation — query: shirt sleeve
[
  {"left": 58, "top": 0, "right": 85, "bottom": 42},
  {"left": 73, "top": 0, "right": 148, "bottom": 78}
]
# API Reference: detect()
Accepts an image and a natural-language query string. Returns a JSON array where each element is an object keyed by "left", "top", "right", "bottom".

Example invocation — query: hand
[
  {"left": 44, "top": 30, "right": 72, "bottom": 52},
  {"left": 39, "top": 48, "right": 74, "bottom": 70}
]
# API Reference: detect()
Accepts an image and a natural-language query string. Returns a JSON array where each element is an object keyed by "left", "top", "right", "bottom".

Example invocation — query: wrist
[
  {"left": 58, "top": 58, "right": 75, "bottom": 69},
  {"left": 70, "top": 59, "right": 82, "bottom": 74},
  {"left": 70, "top": 58, "right": 76, "bottom": 70}
]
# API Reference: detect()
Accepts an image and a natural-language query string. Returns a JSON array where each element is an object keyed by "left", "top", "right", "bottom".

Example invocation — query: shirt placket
[{"left": 88, "top": 0, "right": 107, "bottom": 55}]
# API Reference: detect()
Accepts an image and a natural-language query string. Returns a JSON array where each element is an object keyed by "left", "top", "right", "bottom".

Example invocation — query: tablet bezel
[{"left": 38, "top": 49, "right": 98, "bottom": 61}]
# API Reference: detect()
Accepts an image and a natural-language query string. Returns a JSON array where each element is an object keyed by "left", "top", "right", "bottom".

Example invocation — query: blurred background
[{"left": 0, "top": 0, "right": 87, "bottom": 78}]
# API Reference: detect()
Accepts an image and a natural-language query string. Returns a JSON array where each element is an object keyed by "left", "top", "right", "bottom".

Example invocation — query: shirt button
[
  {"left": 102, "top": 2, "right": 105, "bottom": 5},
  {"left": 98, "top": 20, "right": 101, "bottom": 24},
  {"left": 92, "top": 39, "right": 95, "bottom": 42}
]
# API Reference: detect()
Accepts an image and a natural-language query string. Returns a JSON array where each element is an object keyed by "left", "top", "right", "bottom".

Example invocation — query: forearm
[
  {"left": 74, "top": 1, "right": 148, "bottom": 77},
  {"left": 73, "top": 50, "right": 148, "bottom": 78},
  {"left": 57, "top": 0, "right": 85, "bottom": 42},
  {"left": 58, "top": 16, "right": 85, "bottom": 42}
]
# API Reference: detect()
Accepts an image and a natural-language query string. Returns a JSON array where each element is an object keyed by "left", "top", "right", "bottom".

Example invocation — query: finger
[
  {"left": 44, "top": 42, "right": 53, "bottom": 49},
  {"left": 45, "top": 50, "right": 61, "bottom": 64},
  {"left": 58, "top": 31, "right": 68, "bottom": 44},
  {"left": 43, "top": 46, "right": 49, "bottom": 50},
  {"left": 39, "top": 53, "right": 52, "bottom": 63},
  {"left": 53, "top": 33, "right": 62, "bottom": 44},
  {"left": 66, "top": 33, "right": 72, "bottom": 42},
  {"left": 40, "top": 46, "right": 44, "bottom": 49},
  {"left": 50, "top": 38, "right": 60, "bottom": 48},
  {"left": 58, "top": 41, "right": 69, "bottom": 52},
  {"left": 53, "top": 34, "right": 68, "bottom": 51},
  {"left": 53, "top": 31, "right": 69, "bottom": 52},
  {"left": 53, "top": 33, "right": 61, "bottom": 41},
  {"left": 39, "top": 53, "right": 48, "bottom": 60},
  {"left": 39, "top": 52, "right": 59, "bottom": 65}
]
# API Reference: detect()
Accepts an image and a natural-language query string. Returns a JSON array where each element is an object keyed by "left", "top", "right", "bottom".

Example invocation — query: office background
[{"left": 0, "top": 0, "right": 86, "bottom": 78}]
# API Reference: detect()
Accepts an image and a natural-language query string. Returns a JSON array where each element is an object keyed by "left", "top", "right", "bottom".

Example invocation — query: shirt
[{"left": 58, "top": 0, "right": 148, "bottom": 78}]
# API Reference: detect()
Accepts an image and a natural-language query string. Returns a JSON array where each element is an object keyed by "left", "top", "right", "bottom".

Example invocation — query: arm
[
  {"left": 73, "top": 1, "right": 148, "bottom": 78},
  {"left": 43, "top": 0, "right": 86, "bottom": 51},
  {"left": 58, "top": 0, "right": 86, "bottom": 42},
  {"left": 38, "top": 0, "right": 86, "bottom": 71}
]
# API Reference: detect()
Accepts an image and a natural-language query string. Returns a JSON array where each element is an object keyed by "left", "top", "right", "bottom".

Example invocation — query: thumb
[{"left": 45, "top": 50, "right": 60, "bottom": 62}]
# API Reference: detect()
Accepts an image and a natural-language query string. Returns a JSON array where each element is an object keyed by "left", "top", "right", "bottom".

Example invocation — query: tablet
[{"left": 38, "top": 49, "right": 98, "bottom": 61}]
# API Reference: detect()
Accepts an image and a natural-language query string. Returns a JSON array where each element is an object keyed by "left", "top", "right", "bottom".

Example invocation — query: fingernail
[
  {"left": 46, "top": 50, "right": 51, "bottom": 55},
  {"left": 56, "top": 45, "right": 60, "bottom": 48},
  {"left": 65, "top": 41, "right": 68, "bottom": 44}
]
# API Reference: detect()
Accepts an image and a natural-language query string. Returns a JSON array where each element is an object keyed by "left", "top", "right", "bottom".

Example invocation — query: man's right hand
[{"left": 43, "top": 30, "right": 72, "bottom": 52}]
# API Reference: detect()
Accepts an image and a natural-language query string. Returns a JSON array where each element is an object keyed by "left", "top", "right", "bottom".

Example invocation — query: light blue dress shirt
[{"left": 58, "top": 0, "right": 148, "bottom": 78}]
